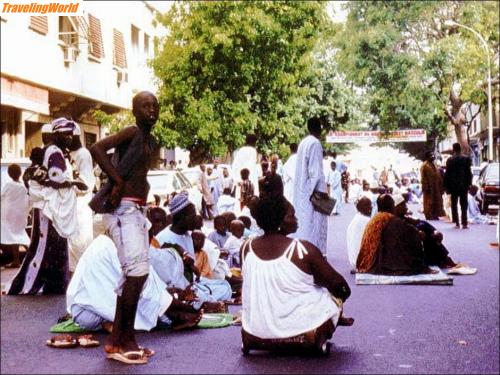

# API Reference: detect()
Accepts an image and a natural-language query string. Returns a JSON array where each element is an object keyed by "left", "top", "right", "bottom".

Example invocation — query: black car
[{"left": 477, "top": 162, "right": 499, "bottom": 214}]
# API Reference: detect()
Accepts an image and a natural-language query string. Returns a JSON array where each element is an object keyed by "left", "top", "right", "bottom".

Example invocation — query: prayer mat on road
[
  {"left": 50, "top": 319, "right": 87, "bottom": 333},
  {"left": 355, "top": 266, "right": 453, "bottom": 285},
  {"left": 197, "top": 313, "right": 234, "bottom": 329}
]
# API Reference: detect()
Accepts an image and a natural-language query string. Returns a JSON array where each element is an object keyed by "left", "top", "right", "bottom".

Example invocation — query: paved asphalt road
[{"left": 1, "top": 202, "right": 498, "bottom": 374}]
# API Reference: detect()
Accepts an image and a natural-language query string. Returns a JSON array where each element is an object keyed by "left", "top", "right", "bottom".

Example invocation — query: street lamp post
[{"left": 444, "top": 20, "right": 495, "bottom": 161}]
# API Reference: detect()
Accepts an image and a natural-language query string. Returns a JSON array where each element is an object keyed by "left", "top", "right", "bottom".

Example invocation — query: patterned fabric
[
  {"left": 356, "top": 212, "right": 394, "bottom": 272},
  {"left": 8, "top": 209, "right": 69, "bottom": 295},
  {"left": 355, "top": 266, "right": 453, "bottom": 285}
]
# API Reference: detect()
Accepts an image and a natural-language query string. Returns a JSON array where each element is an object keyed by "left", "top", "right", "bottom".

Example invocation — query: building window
[
  {"left": 113, "top": 28, "right": 127, "bottom": 69},
  {"left": 59, "top": 16, "right": 78, "bottom": 45},
  {"left": 29, "top": 16, "right": 48, "bottom": 34},
  {"left": 131, "top": 25, "right": 140, "bottom": 64},
  {"left": 88, "top": 14, "right": 104, "bottom": 60},
  {"left": 144, "top": 33, "right": 150, "bottom": 57}
]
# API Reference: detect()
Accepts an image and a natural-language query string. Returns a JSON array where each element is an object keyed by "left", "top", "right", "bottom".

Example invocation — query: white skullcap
[
  {"left": 41, "top": 124, "right": 53, "bottom": 133},
  {"left": 392, "top": 194, "right": 405, "bottom": 207},
  {"left": 73, "top": 123, "right": 81, "bottom": 136}
]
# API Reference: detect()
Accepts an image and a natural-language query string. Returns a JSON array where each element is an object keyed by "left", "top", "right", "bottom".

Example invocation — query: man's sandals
[
  {"left": 46, "top": 334, "right": 100, "bottom": 348},
  {"left": 105, "top": 346, "right": 155, "bottom": 365}
]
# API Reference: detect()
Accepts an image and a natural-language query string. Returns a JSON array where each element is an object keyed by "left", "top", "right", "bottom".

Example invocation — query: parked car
[
  {"left": 146, "top": 169, "right": 203, "bottom": 213},
  {"left": 477, "top": 163, "right": 499, "bottom": 214}
]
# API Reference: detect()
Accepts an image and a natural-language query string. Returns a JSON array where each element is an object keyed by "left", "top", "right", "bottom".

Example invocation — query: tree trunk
[{"left": 444, "top": 88, "right": 471, "bottom": 156}]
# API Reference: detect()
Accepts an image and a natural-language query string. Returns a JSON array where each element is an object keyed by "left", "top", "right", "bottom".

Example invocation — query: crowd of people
[{"left": 0, "top": 91, "right": 493, "bottom": 363}]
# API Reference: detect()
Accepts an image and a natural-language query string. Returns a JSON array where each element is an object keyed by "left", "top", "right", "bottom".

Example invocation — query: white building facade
[{"left": 1, "top": 1, "right": 169, "bottom": 164}]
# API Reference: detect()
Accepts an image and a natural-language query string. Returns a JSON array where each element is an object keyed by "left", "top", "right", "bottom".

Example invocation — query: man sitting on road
[
  {"left": 346, "top": 197, "right": 372, "bottom": 271},
  {"left": 356, "top": 194, "right": 433, "bottom": 276},
  {"left": 151, "top": 193, "right": 232, "bottom": 312},
  {"left": 66, "top": 234, "right": 203, "bottom": 334}
]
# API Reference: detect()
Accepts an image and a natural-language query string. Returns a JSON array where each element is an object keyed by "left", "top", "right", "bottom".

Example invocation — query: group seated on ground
[{"left": 354, "top": 193, "right": 466, "bottom": 276}]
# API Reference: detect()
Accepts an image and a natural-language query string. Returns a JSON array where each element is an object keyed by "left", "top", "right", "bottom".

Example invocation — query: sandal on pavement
[
  {"left": 46, "top": 335, "right": 78, "bottom": 348},
  {"left": 106, "top": 351, "right": 148, "bottom": 365},
  {"left": 77, "top": 334, "right": 100, "bottom": 348},
  {"left": 138, "top": 347, "right": 155, "bottom": 357}
]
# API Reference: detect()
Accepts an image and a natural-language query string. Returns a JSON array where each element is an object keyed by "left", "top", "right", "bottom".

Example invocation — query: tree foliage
[
  {"left": 92, "top": 109, "right": 134, "bottom": 135},
  {"left": 335, "top": 0, "right": 499, "bottom": 156},
  {"left": 151, "top": 1, "right": 363, "bottom": 163}
]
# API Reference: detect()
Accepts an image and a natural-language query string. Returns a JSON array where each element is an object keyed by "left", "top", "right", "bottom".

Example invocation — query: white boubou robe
[{"left": 292, "top": 135, "right": 328, "bottom": 255}]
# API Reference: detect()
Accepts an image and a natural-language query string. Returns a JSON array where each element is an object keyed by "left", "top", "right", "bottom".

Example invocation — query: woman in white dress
[{"left": 240, "top": 194, "right": 353, "bottom": 355}]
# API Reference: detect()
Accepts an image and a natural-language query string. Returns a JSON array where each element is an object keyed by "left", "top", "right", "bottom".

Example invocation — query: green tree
[
  {"left": 92, "top": 109, "right": 134, "bottom": 135},
  {"left": 151, "top": 1, "right": 355, "bottom": 163},
  {"left": 335, "top": 1, "right": 499, "bottom": 156}
]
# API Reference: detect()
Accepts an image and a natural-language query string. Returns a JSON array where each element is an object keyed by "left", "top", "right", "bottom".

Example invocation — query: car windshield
[
  {"left": 486, "top": 164, "right": 499, "bottom": 180},
  {"left": 176, "top": 172, "right": 192, "bottom": 189}
]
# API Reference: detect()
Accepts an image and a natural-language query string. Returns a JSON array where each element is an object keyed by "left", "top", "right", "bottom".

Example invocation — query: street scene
[{"left": 1, "top": 1, "right": 499, "bottom": 374}]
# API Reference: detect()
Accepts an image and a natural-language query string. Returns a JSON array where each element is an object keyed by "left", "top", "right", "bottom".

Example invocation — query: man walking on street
[
  {"left": 444, "top": 143, "right": 472, "bottom": 229},
  {"left": 90, "top": 91, "right": 159, "bottom": 364}
]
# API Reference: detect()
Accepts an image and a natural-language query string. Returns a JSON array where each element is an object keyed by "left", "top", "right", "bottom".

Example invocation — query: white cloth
[
  {"left": 326, "top": 169, "right": 342, "bottom": 214},
  {"left": 224, "top": 234, "right": 244, "bottom": 267},
  {"left": 240, "top": 205, "right": 264, "bottom": 236},
  {"left": 346, "top": 213, "right": 370, "bottom": 268},
  {"left": 282, "top": 154, "right": 297, "bottom": 203},
  {"left": 1, "top": 180, "right": 30, "bottom": 246},
  {"left": 232, "top": 145, "right": 259, "bottom": 197},
  {"left": 156, "top": 225, "right": 195, "bottom": 258},
  {"left": 202, "top": 237, "right": 221, "bottom": 271},
  {"left": 242, "top": 239, "right": 340, "bottom": 339},
  {"left": 69, "top": 147, "right": 96, "bottom": 271},
  {"left": 217, "top": 194, "right": 239, "bottom": 215},
  {"left": 29, "top": 145, "right": 78, "bottom": 238},
  {"left": 322, "top": 157, "right": 333, "bottom": 178},
  {"left": 221, "top": 176, "right": 234, "bottom": 192},
  {"left": 349, "top": 183, "right": 362, "bottom": 203},
  {"left": 66, "top": 235, "right": 173, "bottom": 331},
  {"left": 292, "top": 135, "right": 327, "bottom": 254}
]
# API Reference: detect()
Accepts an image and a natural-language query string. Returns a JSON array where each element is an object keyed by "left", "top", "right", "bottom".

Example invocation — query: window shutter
[
  {"left": 29, "top": 16, "right": 48, "bottom": 35},
  {"left": 113, "top": 28, "right": 127, "bottom": 68},
  {"left": 88, "top": 14, "right": 104, "bottom": 59}
]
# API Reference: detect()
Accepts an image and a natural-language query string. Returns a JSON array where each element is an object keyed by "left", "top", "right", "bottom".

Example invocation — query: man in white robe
[
  {"left": 326, "top": 161, "right": 343, "bottom": 215},
  {"left": 293, "top": 118, "right": 328, "bottom": 256},
  {"left": 67, "top": 234, "right": 173, "bottom": 331},
  {"left": 346, "top": 197, "right": 372, "bottom": 269},
  {"left": 68, "top": 124, "right": 96, "bottom": 272},
  {"left": 232, "top": 134, "right": 259, "bottom": 198},
  {"left": 282, "top": 143, "right": 298, "bottom": 203},
  {"left": 1, "top": 164, "right": 30, "bottom": 267}
]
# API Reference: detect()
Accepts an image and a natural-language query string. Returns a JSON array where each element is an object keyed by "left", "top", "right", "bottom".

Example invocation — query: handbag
[{"left": 310, "top": 190, "right": 336, "bottom": 215}]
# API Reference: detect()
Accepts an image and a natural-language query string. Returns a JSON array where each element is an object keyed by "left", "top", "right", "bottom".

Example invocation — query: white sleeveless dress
[{"left": 242, "top": 239, "right": 340, "bottom": 339}]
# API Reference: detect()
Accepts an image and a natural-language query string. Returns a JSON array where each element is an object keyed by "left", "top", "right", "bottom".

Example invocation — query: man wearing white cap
[
  {"left": 41, "top": 123, "right": 53, "bottom": 147},
  {"left": 151, "top": 192, "right": 232, "bottom": 309},
  {"left": 9, "top": 117, "right": 87, "bottom": 295},
  {"left": 68, "top": 123, "right": 96, "bottom": 274}
]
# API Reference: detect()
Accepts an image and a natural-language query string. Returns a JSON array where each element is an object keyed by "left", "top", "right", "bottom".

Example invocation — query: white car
[{"left": 146, "top": 169, "right": 203, "bottom": 213}]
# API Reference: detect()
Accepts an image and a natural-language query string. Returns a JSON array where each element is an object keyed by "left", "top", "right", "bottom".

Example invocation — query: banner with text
[{"left": 326, "top": 129, "right": 427, "bottom": 143}]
